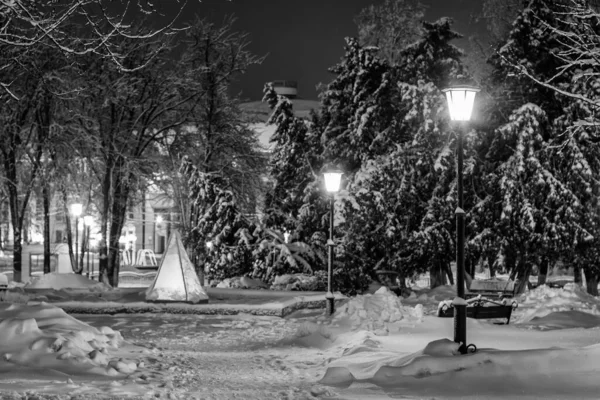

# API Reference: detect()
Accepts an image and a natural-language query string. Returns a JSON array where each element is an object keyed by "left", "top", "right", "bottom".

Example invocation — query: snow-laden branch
[{"left": 504, "top": 1, "right": 600, "bottom": 110}]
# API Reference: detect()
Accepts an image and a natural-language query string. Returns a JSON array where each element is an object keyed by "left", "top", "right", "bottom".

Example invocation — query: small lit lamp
[
  {"left": 70, "top": 203, "right": 83, "bottom": 270},
  {"left": 323, "top": 168, "right": 343, "bottom": 315},
  {"left": 442, "top": 84, "right": 479, "bottom": 354},
  {"left": 283, "top": 231, "right": 290, "bottom": 244},
  {"left": 83, "top": 215, "right": 94, "bottom": 278}
]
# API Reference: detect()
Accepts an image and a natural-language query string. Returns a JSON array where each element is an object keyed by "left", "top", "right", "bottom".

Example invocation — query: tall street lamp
[
  {"left": 323, "top": 168, "right": 343, "bottom": 315},
  {"left": 84, "top": 215, "right": 94, "bottom": 279},
  {"left": 442, "top": 84, "right": 479, "bottom": 354},
  {"left": 70, "top": 203, "right": 83, "bottom": 271}
]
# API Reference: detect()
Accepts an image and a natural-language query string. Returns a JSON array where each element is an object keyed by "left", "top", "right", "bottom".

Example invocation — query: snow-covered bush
[{"left": 270, "top": 272, "right": 326, "bottom": 291}]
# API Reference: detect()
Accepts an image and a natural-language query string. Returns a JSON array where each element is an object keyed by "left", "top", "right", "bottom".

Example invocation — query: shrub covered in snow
[{"left": 271, "top": 273, "right": 326, "bottom": 291}]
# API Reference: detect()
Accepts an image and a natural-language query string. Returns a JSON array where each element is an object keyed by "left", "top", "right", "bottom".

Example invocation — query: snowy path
[{"left": 72, "top": 313, "right": 327, "bottom": 399}]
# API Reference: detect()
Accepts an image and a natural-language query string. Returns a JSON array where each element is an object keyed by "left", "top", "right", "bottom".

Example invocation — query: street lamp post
[
  {"left": 442, "top": 84, "right": 479, "bottom": 354},
  {"left": 323, "top": 168, "right": 343, "bottom": 315},
  {"left": 84, "top": 215, "right": 93, "bottom": 279},
  {"left": 70, "top": 203, "right": 83, "bottom": 271}
]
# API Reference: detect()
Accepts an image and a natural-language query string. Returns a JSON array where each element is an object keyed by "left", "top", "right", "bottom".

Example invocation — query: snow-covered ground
[{"left": 1, "top": 273, "right": 600, "bottom": 399}]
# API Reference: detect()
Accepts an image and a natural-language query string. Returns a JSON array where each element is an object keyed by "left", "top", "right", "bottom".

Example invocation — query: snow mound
[
  {"left": 321, "top": 338, "right": 600, "bottom": 397},
  {"left": 329, "top": 287, "right": 424, "bottom": 335},
  {"left": 25, "top": 273, "right": 111, "bottom": 291},
  {"left": 514, "top": 283, "right": 600, "bottom": 324},
  {"left": 0, "top": 302, "right": 134, "bottom": 378}
]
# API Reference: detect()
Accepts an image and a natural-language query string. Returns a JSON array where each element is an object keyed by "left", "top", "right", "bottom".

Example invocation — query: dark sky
[{"left": 161, "top": 0, "right": 486, "bottom": 101}]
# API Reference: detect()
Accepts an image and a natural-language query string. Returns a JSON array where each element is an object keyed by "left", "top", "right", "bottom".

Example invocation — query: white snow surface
[
  {"left": 25, "top": 272, "right": 112, "bottom": 291},
  {"left": 2, "top": 274, "right": 600, "bottom": 399}
]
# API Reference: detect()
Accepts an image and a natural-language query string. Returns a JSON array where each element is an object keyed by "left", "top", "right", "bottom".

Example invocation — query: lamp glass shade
[
  {"left": 323, "top": 171, "right": 343, "bottom": 193},
  {"left": 443, "top": 86, "right": 479, "bottom": 121},
  {"left": 71, "top": 203, "right": 83, "bottom": 216},
  {"left": 83, "top": 215, "right": 94, "bottom": 226}
]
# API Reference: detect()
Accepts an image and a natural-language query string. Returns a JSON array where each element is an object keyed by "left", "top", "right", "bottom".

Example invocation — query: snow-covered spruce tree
[
  {"left": 310, "top": 19, "right": 469, "bottom": 292},
  {"left": 262, "top": 83, "right": 321, "bottom": 233},
  {"left": 479, "top": 0, "right": 600, "bottom": 292},
  {"left": 552, "top": 74, "right": 600, "bottom": 295},
  {"left": 180, "top": 157, "right": 253, "bottom": 282},
  {"left": 483, "top": 105, "right": 584, "bottom": 293},
  {"left": 391, "top": 18, "right": 472, "bottom": 288}
]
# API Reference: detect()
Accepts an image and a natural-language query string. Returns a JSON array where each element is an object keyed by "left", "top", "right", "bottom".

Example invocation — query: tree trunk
[
  {"left": 537, "top": 257, "right": 548, "bottom": 287},
  {"left": 6, "top": 155, "right": 23, "bottom": 282},
  {"left": 61, "top": 188, "right": 80, "bottom": 273},
  {"left": 43, "top": 184, "right": 51, "bottom": 274},
  {"left": 429, "top": 259, "right": 447, "bottom": 289},
  {"left": 515, "top": 258, "right": 532, "bottom": 295},
  {"left": 444, "top": 261, "right": 454, "bottom": 285},
  {"left": 98, "top": 158, "right": 112, "bottom": 284},
  {"left": 79, "top": 225, "right": 86, "bottom": 273},
  {"left": 487, "top": 253, "right": 496, "bottom": 277},
  {"left": 583, "top": 267, "right": 599, "bottom": 296},
  {"left": 574, "top": 265, "right": 582, "bottom": 286},
  {"left": 106, "top": 164, "right": 132, "bottom": 288}
]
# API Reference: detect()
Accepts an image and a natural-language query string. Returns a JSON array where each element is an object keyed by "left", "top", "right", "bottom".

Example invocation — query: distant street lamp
[
  {"left": 442, "top": 83, "right": 479, "bottom": 354},
  {"left": 323, "top": 167, "right": 343, "bottom": 315},
  {"left": 83, "top": 215, "right": 94, "bottom": 279},
  {"left": 70, "top": 203, "right": 83, "bottom": 270}
]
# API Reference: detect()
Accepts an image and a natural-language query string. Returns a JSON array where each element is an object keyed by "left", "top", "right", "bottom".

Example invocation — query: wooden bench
[
  {"left": 545, "top": 279, "right": 571, "bottom": 289},
  {"left": 466, "top": 279, "right": 517, "bottom": 299},
  {"left": 437, "top": 296, "right": 518, "bottom": 325}
]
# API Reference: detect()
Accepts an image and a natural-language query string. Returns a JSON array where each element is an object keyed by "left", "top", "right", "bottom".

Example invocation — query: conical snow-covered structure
[{"left": 145, "top": 230, "right": 209, "bottom": 304}]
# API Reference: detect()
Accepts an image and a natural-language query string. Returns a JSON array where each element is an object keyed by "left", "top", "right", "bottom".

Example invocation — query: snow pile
[
  {"left": 514, "top": 283, "right": 600, "bottom": 324},
  {"left": 25, "top": 273, "right": 111, "bottom": 292},
  {"left": 0, "top": 302, "right": 138, "bottom": 378},
  {"left": 329, "top": 287, "right": 424, "bottom": 335},
  {"left": 320, "top": 338, "right": 600, "bottom": 397}
]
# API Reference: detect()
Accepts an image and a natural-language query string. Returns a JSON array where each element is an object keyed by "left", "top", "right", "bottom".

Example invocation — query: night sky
[{"left": 160, "top": 0, "right": 486, "bottom": 101}]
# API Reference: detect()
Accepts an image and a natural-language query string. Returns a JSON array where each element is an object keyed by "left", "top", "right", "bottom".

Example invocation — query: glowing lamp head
[
  {"left": 83, "top": 215, "right": 94, "bottom": 226},
  {"left": 442, "top": 85, "right": 479, "bottom": 122},
  {"left": 70, "top": 203, "right": 83, "bottom": 217},
  {"left": 323, "top": 169, "right": 343, "bottom": 193}
]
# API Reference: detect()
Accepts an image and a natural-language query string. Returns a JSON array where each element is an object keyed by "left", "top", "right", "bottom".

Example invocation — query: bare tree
[
  {"left": 0, "top": 0, "right": 190, "bottom": 97},
  {"left": 506, "top": 1, "right": 600, "bottom": 111},
  {"left": 354, "top": 0, "right": 425, "bottom": 65},
  {"left": 162, "top": 16, "right": 266, "bottom": 269},
  {"left": 75, "top": 26, "right": 198, "bottom": 287}
]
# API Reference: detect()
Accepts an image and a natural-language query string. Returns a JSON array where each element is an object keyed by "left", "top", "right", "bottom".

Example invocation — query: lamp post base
[
  {"left": 453, "top": 303, "right": 477, "bottom": 354},
  {"left": 325, "top": 292, "right": 335, "bottom": 316}
]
